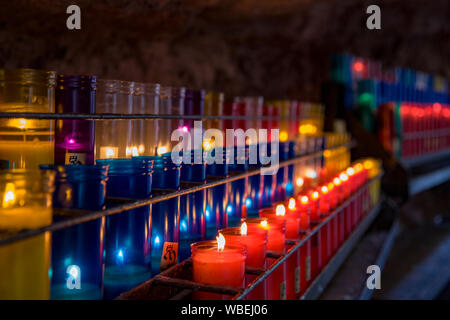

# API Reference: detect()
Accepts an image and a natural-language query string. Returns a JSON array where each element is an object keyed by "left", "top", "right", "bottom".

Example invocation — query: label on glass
[
  {"left": 295, "top": 266, "right": 301, "bottom": 294},
  {"left": 160, "top": 241, "right": 178, "bottom": 271},
  {"left": 280, "top": 281, "right": 286, "bottom": 300},
  {"left": 65, "top": 152, "right": 87, "bottom": 165},
  {"left": 306, "top": 256, "right": 311, "bottom": 281}
]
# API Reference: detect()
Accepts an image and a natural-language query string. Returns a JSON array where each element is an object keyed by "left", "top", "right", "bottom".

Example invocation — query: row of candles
[
  {"left": 190, "top": 158, "right": 381, "bottom": 300},
  {"left": 0, "top": 68, "right": 338, "bottom": 300},
  {"left": 0, "top": 69, "right": 325, "bottom": 170},
  {"left": 377, "top": 102, "right": 450, "bottom": 158}
]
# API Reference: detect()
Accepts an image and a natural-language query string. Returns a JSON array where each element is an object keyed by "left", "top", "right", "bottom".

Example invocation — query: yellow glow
[
  {"left": 216, "top": 233, "right": 225, "bottom": 251},
  {"left": 260, "top": 219, "right": 269, "bottom": 229},
  {"left": 240, "top": 222, "right": 248, "bottom": 236},
  {"left": 202, "top": 139, "right": 212, "bottom": 151},
  {"left": 3, "top": 183, "right": 16, "bottom": 208},
  {"left": 9, "top": 118, "right": 28, "bottom": 129},
  {"left": 157, "top": 146, "right": 168, "bottom": 156},
  {"left": 354, "top": 163, "right": 363, "bottom": 173},
  {"left": 333, "top": 177, "right": 341, "bottom": 186},
  {"left": 323, "top": 150, "right": 331, "bottom": 157},
  {"left": 138, "top": 145, "right": 145, "bottom": 154},
  {"left": 327, "top": 182, "right": 334, "bottom": 191},
  {"left": 340, "top": 173, "right": 348, "bottom": 182},
  {"left": 126, "top": 146, "right": 139, "bottom": 157},
  {"left": 300, "top": 196, "right": 309, "bottom": 205},
  {"left": 276, "top": 204, "right": 286, "bottom": 216},
  {"left": 363, "top": 160, "right": 373, "bottom": 170},
  {"left": 288, "top": 198, "right": 296, "bottom": 210},
  {"left": 100, "top": 146, "right": 118, "bottom": 159},
  {"left": 321, "top": 186, "right": 328, "bottom": 194},
  {"left": 279, "top": 131, "right": 288, "bottom": 142},
  {"left": 305, "top": 170, "right": 317, "bottom": 179},
  {"left": 312, "top": 191, "right": 319, "bottom": 200},
  {"left": 346, "top": 167, "right": 355, "bottom": 176},
  {"left": 296, "top": 177, "right": 304, "bottom": 187}
]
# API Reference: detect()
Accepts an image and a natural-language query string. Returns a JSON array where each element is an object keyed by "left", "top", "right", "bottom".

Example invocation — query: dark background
[{"left": 1, "top": 0, "right": 449, "bottom": 100}]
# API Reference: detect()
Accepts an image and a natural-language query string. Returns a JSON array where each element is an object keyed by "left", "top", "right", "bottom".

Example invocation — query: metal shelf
[
  {"left": 400, "top": 148, "right": 450, "bottom": 170},
  {"left": 408, "top": 164, "right": 450, "bottom": 196},
  {"left": 0, "top": 144, "right": 351, "bottom": 248}
]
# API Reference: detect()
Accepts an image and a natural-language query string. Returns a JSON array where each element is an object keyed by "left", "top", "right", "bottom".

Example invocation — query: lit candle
[
  {"left": 191, "top": 234, "right": 246, "bottom": 300},
  {"left": 220, "top": 222, "right": 267, "bottom": 300},
  {"left": 0, "top": 169, "right": 55, "bottom": 299},
  {"left": 247, "top": 215, "right": 286, "bottom": 300}
]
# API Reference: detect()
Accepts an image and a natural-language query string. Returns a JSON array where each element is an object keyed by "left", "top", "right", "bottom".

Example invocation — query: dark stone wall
[{"left": 1, "top": 0, "right": 448, "bottom": 100}]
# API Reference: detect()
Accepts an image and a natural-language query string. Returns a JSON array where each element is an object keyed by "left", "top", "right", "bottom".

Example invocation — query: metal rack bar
[
  {"left": 0, "top": 112, "right": 318, "bottom": 121},
  {"left": 0, "top": 144, "right": 350, "bottom": 247}
]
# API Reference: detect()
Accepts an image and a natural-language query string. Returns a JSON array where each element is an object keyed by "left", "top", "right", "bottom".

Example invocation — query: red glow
[
  {"left": 433, "top": 103, "right": 442, "bottom": 114},
  {"left": 353, "top": 61, "right": 364, "bottom": 73}
]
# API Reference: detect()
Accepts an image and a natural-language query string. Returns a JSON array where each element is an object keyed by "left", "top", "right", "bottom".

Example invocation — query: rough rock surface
[{"left": 1, "top": 0, "right": 448, "bottom": 100}]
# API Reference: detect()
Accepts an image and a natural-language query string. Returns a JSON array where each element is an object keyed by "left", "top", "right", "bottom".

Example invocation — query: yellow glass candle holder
[{"left": 0, "top": 169, "right": 55, "bottom": 299}]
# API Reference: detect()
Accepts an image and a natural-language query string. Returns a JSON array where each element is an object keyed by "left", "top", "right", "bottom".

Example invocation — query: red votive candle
[
  {"left": 339, "top": 172, "right": 352, "bottom": 238},
  {"left": 191, "top": 235, "right": 246, "bottom": 300},
  {"left": 220, "top": 222, "right": 267, "bottom": 300},
  {"left": 333, "top": 177, "right": 345, "bottom": 245},
  {"left": 246, "top": 217, "right": 286, "bottom": 300},
  {"left": 297, "top": 196, "right": 312, "bottom": 292}
]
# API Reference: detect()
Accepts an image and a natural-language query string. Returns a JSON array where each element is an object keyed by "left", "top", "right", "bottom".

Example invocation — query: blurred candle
[{"left": 191, "top": 234, "right": 246, "bottom": 300}]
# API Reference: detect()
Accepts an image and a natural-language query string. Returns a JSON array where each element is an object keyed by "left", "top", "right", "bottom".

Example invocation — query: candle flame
[
  {"left": 260, "top": 219, "right": 269, "bottom": 229},
  {"left": 339, "top": 173, "right": 348, "bottom": 182},
  {"left": 354, "top": 163, "right": 363, "bottom": 173},
  {"left": 321, "top": 186, "right": 328, "bottom": 194},
  {"left": 363, "top": 160, "right": 373, "bottom": 170},
  {"left": 327, "top": 182, "right": 334, "bottom": 190},
  {"left": 312, "top": 191, "right": 319, "bottom": 200},
  {"left": 276, "top": 204, "right": 286, "bottom": 216},
  {"left": 3, "top": 183, "right": 15, "bottom": 208},
  {"left": 305, "top": 170, "right": 317, "bottom": 179},
  {"left": 202, "top": 139, "right": 212, "bottom": 151},
  {"left": 216, "top": 233, "right": 225, "bottom": 251},
  {"left": 296, "top": 177, "right": 304, "bottom": 187},
  {"left": 288, "top": 198, "right": 296, "bottom": 210},
  {"left": 300, "top": 196, "right": 309, "bottom": 205},
  {"left": 240, "top": 222, "right": 247, "bottom": 236},
  {"left": 333, "top": 177, "right": 341, "bottom": 185},
  {"left": 279, "top": 131, "right": 288, "bottom": 142},
  {"left": 346, "top": 167, "right": 355, "bottom": 176}
]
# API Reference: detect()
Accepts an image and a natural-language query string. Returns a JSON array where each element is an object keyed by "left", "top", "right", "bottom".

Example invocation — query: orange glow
[
  {"left": 300, "top": 196, "right": 309, "bottom": 205},
  {"left": 354, "top": 163, "right": 363, "bottom": 173},
  {"left": 312, "top": 191, "right": 319, "bottom": 200},
  {"left": 333, "top": 177, "right": 341, "bottom": 186},
  {"left": 346, "top": 167, "right": 355, "bottom": 176},
  {"left": 353, "top": 61, "right": 364, "bottom": 73},
  {"left": 260, "top": 220, "right": 269, "bottom": 229},
  {"left": 327, "top": 182, "right": 334, "bottom": 191},
  {"left": 340, "top": 173, "right": 348, "bottom": 182},
  {"left": 321, "top": 186, "right": 328, "bottom": 194},
  {"left": 296, "top": 177, "right": 304, "bottom": 187},
  {"left": 363, "top": 160, "right": 373, "bottom": 170}
]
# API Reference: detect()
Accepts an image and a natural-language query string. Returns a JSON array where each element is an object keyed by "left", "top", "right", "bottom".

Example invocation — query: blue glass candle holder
[
  {"left": 134, "top": 155, "right": 181, "bottom": 276},
  {"left": 40, "top": 164, "right": 108, "bottom": 300},
  {"left": 96, "top": 158, "right": 153, "bottom": 299},
  {"left": 206, "top": 183, "right": 229, "bottom": 239},
  {"left": 178, "top": 151, "right": 207, "bottom": 261},
  {"left": 205, "top": 148, "right": 229, "bottom": 178}
]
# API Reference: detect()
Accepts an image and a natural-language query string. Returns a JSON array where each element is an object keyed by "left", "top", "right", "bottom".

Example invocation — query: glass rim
[
  {"left": 190, "top": 240, "right": 246, "bottom": 254},
  {"left": 0, "top": 68, "right": 56, "bottom": 86}
]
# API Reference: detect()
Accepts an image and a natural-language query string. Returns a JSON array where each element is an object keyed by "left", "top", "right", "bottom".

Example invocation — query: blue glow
[
  {"left": 245, "top": 198, "right": 252, "bottom": 207},
  {"left": 117, "top": 250, "right": 123, "bottom": 258},
  {"left": 181, "top": 220, "right": 187, "bottom": 231},
  {"left": 116, "top": 249, "right": 124, "bottom": 264},
  {"left": 285, "top": 182, "right": 293, "bottom": 192},
  {"left": 48, "top": 268, "right": 53, "bottom": 279},
  {"left": 226, "top": 205, "right": 233, "bottom": 214},
  {"left": 154, "top": 235, "right": 161, "bottom": 246},
  {"left": 205, "top": 207, "right": 210, "bottom": 219}
]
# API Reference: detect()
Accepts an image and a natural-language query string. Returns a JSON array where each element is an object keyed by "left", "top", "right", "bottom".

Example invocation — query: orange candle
[{"left": 191, "top": 234, "right": 246, "bottom": 300}]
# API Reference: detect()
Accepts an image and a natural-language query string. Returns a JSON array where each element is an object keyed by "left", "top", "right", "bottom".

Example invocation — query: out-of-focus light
[
  {"left": 240, "top": 222, "right": 247, "bottom": 236},
  {"left": 68, "top": 138, "right": 75, "bottom": 144},
  {"left": 181, "top": 221, "right": 187, "bottom": 231},
  {"left": 3, "top": 183, "right": 15, "bottom": 208},
  {"left": 276, "top": 204, "right": 286, "bottom": 216},
  {"left": 321, "top": 186, "right": 328, "bottom": 194},
  {"left": 296, "top": 177, "right": 304, "bottom": 187},
  {"left": 306, "top": 170, "right": 317, "bottom": 179},
  {"left": 260, "top": 219, "right": 269, "bottom": 229},
  {"left": 300, "top": 196, "right": 309, "bottom": 205},
  {"left": 245, "top": 198, "right": 252, "bottom": 208},
  {"left": 138, "top": 145, "right": 145, "bottom": 154},
  {"left": 333, "top": 177, "right": 341, "bottom": 186},
  {"left": 226, "top": 205, "right": 233, "bottom": 214},
  {"left": 202, "top": 139, "right": 212, "bottom": 151},
  {"left": 340, "top": 173, "right": 349, "bottom": 182},
  {"left": 285, "top": 182, "right": 293, "bottom": 192},
  {"left": 327, "top": 182, "right": 334, "bottom": 191},
  {"left": 346, "top": 167, "right": 355, "bottom": 176},
  {"left": 353, "top": 61, "right": 364, "bottom": 73},
  {"left": 354, "top": 163, "right": 363, "bottom": 173},
  {"left": 279, "top": 131, "right": 288, "bottom": 142},
  {"left": 288, "top": 198, "right": 296, "bottom": 210},
  {"left": 154, "top": 236, "right": 160, "bottom": 246},
  {"left": 157, "top": 146, "right": 168, "bottom": 156},
  {"left": 312, "top": 191, "right": 319, "bottom": 200}
]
